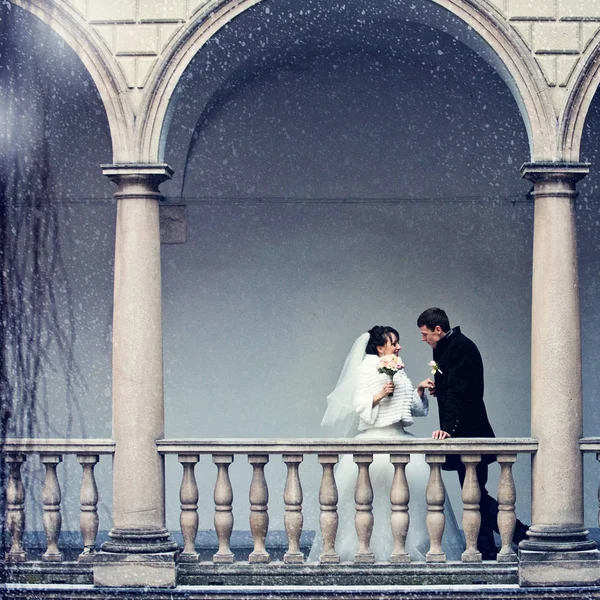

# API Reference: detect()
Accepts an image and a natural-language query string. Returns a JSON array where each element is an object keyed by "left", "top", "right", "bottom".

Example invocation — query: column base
[
  {"left": 518, "top": 549, "right": 600, "bottom": 587},
  {"left": 519, "top": 525, "right": 600, "bottom": 586},
  {"left": 94, "top": 527, "right": 178, "bottom": 587},
  {"left": 93, "top": 550, "right": 178, "bottom": 588},
  {"left": 101, "top": 527, "right": 178, "bottom": 554},
  {"left": 519, "top": 525, "right": 597, "bottom": 552}
]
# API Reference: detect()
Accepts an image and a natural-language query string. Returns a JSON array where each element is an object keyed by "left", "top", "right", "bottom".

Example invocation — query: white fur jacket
[{"left": 353, "top": 354, "right": 428, "bottom": 431}]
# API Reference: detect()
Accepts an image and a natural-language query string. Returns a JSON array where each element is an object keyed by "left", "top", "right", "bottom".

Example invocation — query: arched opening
[
  {"left": 11, "top": 0, "right": 134, "bottom": 162},
  {"left": 157, "top": 0, "right": 534, "bottom": 539},
  {"left": 141, "top": 0, "right": 554, "bottom": 163},
  {"left": 574, "top": 88, "right": 600, "bottom": 531},
  {"left": 1, "top": 3, "right": 115, "bottom": 548}
]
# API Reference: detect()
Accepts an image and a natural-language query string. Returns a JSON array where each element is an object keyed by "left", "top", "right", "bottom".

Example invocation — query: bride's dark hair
[{"left": 365, "top": 326, "right": 399, "bottom": 355}]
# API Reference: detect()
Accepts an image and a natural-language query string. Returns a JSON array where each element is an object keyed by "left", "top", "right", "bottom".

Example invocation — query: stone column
[
  {"left": 519, "top": 162, "right": 600, "bottom": 586},
  {"left": 93, "top": 164, "right": 177, "bottom": 588}
]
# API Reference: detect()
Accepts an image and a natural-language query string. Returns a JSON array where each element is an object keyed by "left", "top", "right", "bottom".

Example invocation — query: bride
[{"left": 309, "top": 326, "right": 464, "bottom": 562}]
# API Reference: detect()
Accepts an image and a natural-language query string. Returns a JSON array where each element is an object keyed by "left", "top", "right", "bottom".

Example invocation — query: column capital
[
  {"left": 520, "top": 162, "right": 590, "bottom": 184},
  {"left": 101, "top": 163, "right": 174, "bottom": 180},
  {"left": 101, "top": 163, "right": 174, "bottom": 198}
]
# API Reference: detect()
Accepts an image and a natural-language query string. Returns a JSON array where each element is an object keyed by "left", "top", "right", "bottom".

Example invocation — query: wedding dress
[{"left": 309, "top": 347, "right": 464, "bottom": 562}]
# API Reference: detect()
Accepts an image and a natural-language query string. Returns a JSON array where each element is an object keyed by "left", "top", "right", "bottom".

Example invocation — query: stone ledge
[
  {"left": 1, "top": 559, "right": 517, "bottom": 589},
  {"left": 177, "top": 561, "right": 517, "bottom": 587},
  {"left": 6, "top": 582, "right": 600, "bottom": 600}
]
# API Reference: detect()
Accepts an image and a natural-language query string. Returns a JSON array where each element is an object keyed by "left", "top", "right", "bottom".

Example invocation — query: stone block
[
  {"left": 116, "top": 57, "right": 136, "bottom": 88},
  {"left": 88, "top": 0, "right": 136, "bottom": 23},
  {"left": 116, "top": 24, "right": 159, "bottom": 56},
  {"left": 139, "top": 0, "right": 187, "bottom": 22},
  {"left": 160, "top": 24, "right": 184, "bottom": 51},
  {"left": 512, "top": 21, "right": 533, "bottom": 48},
  {"left": 536, "top": 56, "right": 557, "bottom": 86},
  {"left": 519, "top": 549, "right": 600, "bottom": 587},
  {"left": 136, "top": 57, "right": 158, "bottom": 88},
  {"left": 582, "top": 23, "right": 600, "bottom": 50},
  {"left": 135, "top": 56, "right": 158, "bottom": 88},
  {"left": 532, "top": 22, "right": 580, "bottom": 53},
  {"left": 549, "top": 86, "right": 568, "bottom": 116},
  {"left": 508, "top": 0, "right": 556, "bottom": 20},
  {"left": 92, "top": 25, "right": 115, "bottom": 53},
  {"left": 160, "top": 205, "right": 187, "bottom": 244},
  {"left": 557, "top": 56, "right": 580, "bottom": 86},
  {"left": 93, "top": 551, "right": 177, "bottom": 587},
  {"left": 560, "top": 0, "right": 600, "bottom": 20}
]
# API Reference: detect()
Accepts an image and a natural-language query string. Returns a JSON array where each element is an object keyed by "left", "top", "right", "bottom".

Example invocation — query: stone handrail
[
  {"left": 2, "top": 438, "right": 116, "bottom": 454},
  {"left": 2, "top": 438, "right": 115, "bottom": 563},
  {"left": 157, "top": 437, "right": 538, "bottom": 454},
  {"left": 579, "top": 438, "right": 600, "bottom": 452},
  {"left": 158, "top": 437, "right": 537, "bottom": 565}
]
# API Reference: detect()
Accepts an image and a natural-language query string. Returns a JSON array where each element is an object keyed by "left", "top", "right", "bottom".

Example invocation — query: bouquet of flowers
[
  {"left": 378, "top": 354, "right": 405, "bottom": 377},
  {"left": 378, "top": 354, "right": 404, "bottom": 396}
]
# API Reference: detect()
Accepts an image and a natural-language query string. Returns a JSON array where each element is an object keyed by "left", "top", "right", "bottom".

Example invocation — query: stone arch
[
  {"left": 138, "top": 0, "right": 556, "bottom": 164},
  {"left": 11, "top": 0, "right": 134, "bottom": 162},
  {"left": 560, "top": 33, "right": 600, "bottom": 162}
]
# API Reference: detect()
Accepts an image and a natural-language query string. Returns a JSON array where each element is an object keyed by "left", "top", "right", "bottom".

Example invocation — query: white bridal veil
[{"left": 320, "top": 332, "right": 369, "bottom": 437}]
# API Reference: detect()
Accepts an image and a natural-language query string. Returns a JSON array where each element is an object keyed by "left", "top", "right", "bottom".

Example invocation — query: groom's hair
[{"left": 417, "top": 308, "right": 450, "bottom": 332}]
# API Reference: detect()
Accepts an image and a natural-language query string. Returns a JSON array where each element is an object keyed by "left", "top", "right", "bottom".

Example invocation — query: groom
[{"left": 417, "top": 307, "right": 528, "bottom": 559}]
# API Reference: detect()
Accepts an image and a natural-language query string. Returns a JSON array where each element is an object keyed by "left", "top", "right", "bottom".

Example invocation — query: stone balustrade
[
  {"left": 2, "top": 439, "right": 115, "bottom": 563},
  {"left": 580, "top": 438, "right": 600, "bottom": 531},
  {"left": 157, "top": 438, "right": 537, "bottom": 566}
]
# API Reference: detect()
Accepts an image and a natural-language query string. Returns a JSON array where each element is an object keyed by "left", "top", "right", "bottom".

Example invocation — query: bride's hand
[
  {"left": 417, "top": 378, "right": 435, "bottom": 397},
  {"left": 373, "top": 382, "right": 394, "bottom": 405}
]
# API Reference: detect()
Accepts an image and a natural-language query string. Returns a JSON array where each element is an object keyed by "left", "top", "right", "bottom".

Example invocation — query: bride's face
[{"left": 377, "top": 333, "right": 401, "bottom": 357}]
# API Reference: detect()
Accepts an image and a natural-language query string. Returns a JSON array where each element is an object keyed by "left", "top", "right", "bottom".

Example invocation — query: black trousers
[{"left": 455, "top": 461, "right": 528, "bottom": 553}]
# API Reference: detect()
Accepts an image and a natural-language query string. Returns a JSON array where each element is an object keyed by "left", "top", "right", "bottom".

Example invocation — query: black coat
[{"left": 432, "top": 327, "right": 495, "bottom": 470}]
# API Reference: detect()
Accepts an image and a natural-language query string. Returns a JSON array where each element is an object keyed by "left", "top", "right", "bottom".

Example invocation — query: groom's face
[{"left": 419, "top": 325, "right": 444, "bottom": 349}]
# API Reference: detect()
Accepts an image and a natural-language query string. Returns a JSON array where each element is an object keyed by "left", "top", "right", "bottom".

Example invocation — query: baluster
[
  {"left": 5, "top": 454, "right": 27, "bottom": 562},
  {"left": 77, "top": 454, "right": 99, "bottom": 561},
  {"left": 460, "top": 455, "right": 482, "bottom": 562},
  {"left": 248, "top": 454, "right": 269, "bottom": 563},
  {"left": 354, "top": 454, "right": 374, "bottom": 563},
  {"left": 213, "top": 454, "right": 234, "bottom": 563},
  {"left": 425, "top": 454, "right": 446, "bottom": 563},
  {"left": 389, "top": 454, "right": 410, "bottom": 563},
  {"left": 283, "top": 454, "right": 304, "bottom": 564},
  {"left": 318, "top": 455, "right": 339, "bottom": 563},
  {"left": 178, "top": 454, "right": 200, "bottom": 562},
  {"left": 497, "top": 454, "right": 517, "bottom": 562},
  {"left": 41, "top": 454, "right": 63, "bottom": 561}
]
